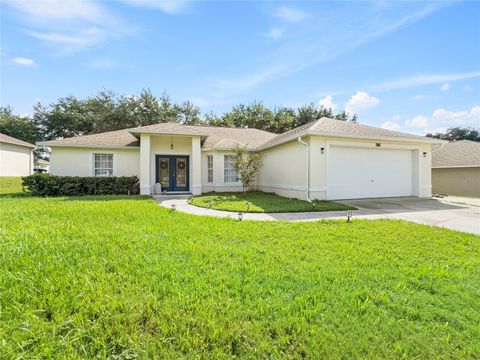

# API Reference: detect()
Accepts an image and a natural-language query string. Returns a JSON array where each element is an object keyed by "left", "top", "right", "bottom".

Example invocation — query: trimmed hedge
[{"left": 22, "top": 174, "right": 140, "bottom": 196}]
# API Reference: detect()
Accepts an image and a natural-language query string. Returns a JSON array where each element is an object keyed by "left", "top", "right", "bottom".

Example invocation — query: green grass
[
  {"left": 0, "top": 193, "right": 479, "bottom": 358},
  {"left": 189, "top": 191, "right": 355, "bottom": 213},
  {"left": 0, "top": 176, "right": 25, "bottom": 195}
]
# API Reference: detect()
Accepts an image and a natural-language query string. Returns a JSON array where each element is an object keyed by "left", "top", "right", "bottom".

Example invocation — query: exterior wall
[
  {"left": 201, "top": 150, "right": 244, "bottom": 193},
  {"left": 432, "top": 167, "right": 480, "bottom": 197},
  {"left": 50, "top": 147, "right": 139, "bottom": 177},
  {"left": 0, "top": 141, "right": 33, "bottom": 176},
  {"left": 257, "top": 141, "right": 307, "bottom": 200}
]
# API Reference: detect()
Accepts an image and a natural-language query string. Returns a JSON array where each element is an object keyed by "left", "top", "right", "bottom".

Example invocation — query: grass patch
[
  {"left": 188, "top": 191, "right": 355, "bottom": 213},
  {"left": 1, "top": 194, "right": 479, "bottom": 358},
  {"left": 0, "top": 176, "right": 28, "bottom": 196}
]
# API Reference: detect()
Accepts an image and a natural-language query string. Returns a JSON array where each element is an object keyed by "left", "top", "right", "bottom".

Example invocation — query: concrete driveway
[
  {"left": 155, "top": 196, "right": 480, "bottom": 235},
  {"left": 340, "top": 197, "right": 480, "bottom": 235}
]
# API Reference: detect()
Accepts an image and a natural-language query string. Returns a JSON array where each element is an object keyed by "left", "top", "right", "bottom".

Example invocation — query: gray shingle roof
[
  {"left": 40, "top": 129, "right": 140, "bottom": 148},
  {"left": 432, "top": 140, "right": 480, "bottom": 168},
  {"left": 0, "top": 133, "right": 36, "bottom": 148},
  {"left": 129, "top": 123, "right": 208, "bottom": 136},
  {"left": 259, "top": 117, "right": 440, "bottom": 149}
]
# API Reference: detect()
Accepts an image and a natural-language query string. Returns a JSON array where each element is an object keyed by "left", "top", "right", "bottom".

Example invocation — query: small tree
[{"left": 232, "top": 147, "right": 262, "bottom": 195}]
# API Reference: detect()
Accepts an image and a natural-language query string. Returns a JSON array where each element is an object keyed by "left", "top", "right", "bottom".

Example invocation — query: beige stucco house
[
  {"left": 0, "top": 133, "right": 35, "bottom": 176},
  {"left": 40, "top": 118, "right": 442, "bottom": 200},
  {"left": 432, "top": 140, "right": 480, "bottom": 197}
]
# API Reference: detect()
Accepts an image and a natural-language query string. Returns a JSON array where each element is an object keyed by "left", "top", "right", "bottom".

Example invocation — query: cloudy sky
[{"left": 1, "top": 0, "right": 479, "bottom": 134}]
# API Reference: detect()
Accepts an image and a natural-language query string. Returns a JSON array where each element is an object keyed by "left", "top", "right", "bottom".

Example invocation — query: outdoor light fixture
[
  {"left": 170, "top": 143, "right": 174, "bottom": 150},
  {"left": 423, "top": 152, "right": 427, "bottom": 158},
  {"left": 170, "top": 137, "right": 174, "bottom": 150},
  {"left": 346, "top": 210, "right": 352, "bottom": 222},
  {"left": 238, "top": 212, "right": 243, "bottom": 221},
  {"left": 171, "top": 204, "right": 176, "bottom": 211},
  {"left": 321, "top": 147, "right": 325, "bottom": 154},
  {"left": 246, "top": 202, "right": 251, "bottom": 212},
  {"left": 376, "top": 143, "right": 381, "bottom": 147}
]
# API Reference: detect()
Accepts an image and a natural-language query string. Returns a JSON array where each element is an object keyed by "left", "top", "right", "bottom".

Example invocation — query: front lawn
[
  {"left": 1, "top": 194, "right": 479, "bottom": 358},
  {"left": 0, "top": 176, "right": 24, "bottom": 195},
  {"left": 189, "top": 191, "right": 355, "bottom": 212}
]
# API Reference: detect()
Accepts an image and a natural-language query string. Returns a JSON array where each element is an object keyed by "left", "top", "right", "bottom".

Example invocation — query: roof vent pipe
[{"left": 297, "top": 137, "right": 312, "bottom": 202}]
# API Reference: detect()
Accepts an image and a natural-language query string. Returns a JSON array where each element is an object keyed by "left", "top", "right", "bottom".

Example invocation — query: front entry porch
[{"left": 138, "top": 133, "right": 202, "bottom": 195}]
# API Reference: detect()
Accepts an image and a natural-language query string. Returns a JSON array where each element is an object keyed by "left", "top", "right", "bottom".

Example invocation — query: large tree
[
  {"left": 0, "top": 106, "right": 39, "bottom": 144},
  {"left": 426, "top": 127, "right": 480, "bottom": 142}
]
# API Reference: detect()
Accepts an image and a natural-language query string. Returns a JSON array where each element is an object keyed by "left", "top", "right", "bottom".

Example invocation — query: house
[
  {"left": 34, "top": 158, "right": 50, "bottom": 173},
  {"left": 39, "top": 117, "right": 442, "bottom": 200},
  {"left": 432, "top": 140, "right": 480, "bottom": 197},
  {"left": 0, "top": 133, "right": 35, "bottom": 176}
]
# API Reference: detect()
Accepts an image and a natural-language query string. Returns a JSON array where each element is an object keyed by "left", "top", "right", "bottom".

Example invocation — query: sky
[{"left": 1, "top": 0, "right": 479, "bottom": 135}]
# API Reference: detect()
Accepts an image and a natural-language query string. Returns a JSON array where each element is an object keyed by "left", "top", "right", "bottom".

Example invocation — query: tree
[
  {"left": 232, "top": 147, "right": 262, "bottom": 194},
  {"left": 426, "top": 127, "right": 480, "bottom": 142},
  {"left": 0, "top": 106, "right": 39, "bottom": 144}
]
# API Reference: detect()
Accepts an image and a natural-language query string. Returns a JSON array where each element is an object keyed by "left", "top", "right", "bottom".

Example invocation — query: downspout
[{"left": 297, "top": 137, "right": 311, "bottom": 202}]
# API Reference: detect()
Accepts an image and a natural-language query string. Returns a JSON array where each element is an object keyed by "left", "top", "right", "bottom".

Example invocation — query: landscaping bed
[{"left": 188, "top": 191, "right": 355, "bottom": 213}]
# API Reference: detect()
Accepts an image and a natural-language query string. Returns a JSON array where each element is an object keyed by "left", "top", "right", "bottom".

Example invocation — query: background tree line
[
  {"left": 0, "top": 89, "right": 357, "bottom": 145},
  {"left": 1, "top": 89, "right": 478, "bottom": 149}
]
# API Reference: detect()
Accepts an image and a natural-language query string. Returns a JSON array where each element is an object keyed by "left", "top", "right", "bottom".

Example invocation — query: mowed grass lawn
[
  {"left": 1, "top": 181, "right": 479, "bottom": 358},
  {"left": 189, "top": 191, "right": 354, "bottom": 213}
]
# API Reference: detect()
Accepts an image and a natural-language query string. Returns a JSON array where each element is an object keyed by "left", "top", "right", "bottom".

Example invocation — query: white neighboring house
[
  {"left": 39, "top": 118, "right": 443, "bottom": 200},
  {"left": 0, "top": 133, "right": 35, "bottom": 176},
  {"left": 34, "top": 158, "right": 50, "bottom": 173}
]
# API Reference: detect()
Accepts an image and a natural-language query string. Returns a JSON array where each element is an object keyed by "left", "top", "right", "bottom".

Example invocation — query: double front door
[{"left": 155, "top": 155, "right": 189, "bottom": 192}]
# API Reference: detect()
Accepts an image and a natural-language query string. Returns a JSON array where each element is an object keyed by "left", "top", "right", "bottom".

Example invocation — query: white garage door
[{"left": 327, "top": 146, "right": 414, "bottom": 200}]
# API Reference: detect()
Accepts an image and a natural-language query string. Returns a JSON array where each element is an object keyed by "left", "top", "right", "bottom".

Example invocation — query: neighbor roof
[
  {"left": 0, "top": 133, "right": 36, "bottom": 148},
  {"left": 432, "top": 140, "right": 480, "bottom": 168},
  {"left": 259, "top": 117, "right": 442, "bottom": 150}
]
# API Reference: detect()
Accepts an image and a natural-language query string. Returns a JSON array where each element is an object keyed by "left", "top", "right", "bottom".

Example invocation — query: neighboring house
[
  {"left": 0, "top": 133, "right": 35, "bottom": 176},
  {"left": 34, "top": 158, "right": 50, "bottom": 173},
  {"left": 432, "top": 140, "right": 480, "bottom": 197},
  {"left": 40, "top": 117, "right": 442, "bottom": 200}
]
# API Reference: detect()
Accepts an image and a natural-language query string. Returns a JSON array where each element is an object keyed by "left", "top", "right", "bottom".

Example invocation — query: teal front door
[{"left": 155, "top": 155, "right": 189, "bottom": 192}]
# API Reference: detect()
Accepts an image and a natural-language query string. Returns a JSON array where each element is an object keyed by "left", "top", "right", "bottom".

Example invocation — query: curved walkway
[{"left": 153, "top": 195, "right": 480, "bottom": 234}]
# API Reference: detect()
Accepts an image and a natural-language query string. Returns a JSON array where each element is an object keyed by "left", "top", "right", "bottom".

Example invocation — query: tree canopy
[{"left": 426, "top": 127, "right": 480, "bottom": 142}]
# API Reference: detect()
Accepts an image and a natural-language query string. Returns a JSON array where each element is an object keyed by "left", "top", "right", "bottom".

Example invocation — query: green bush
[{"left": 22, "top": 174, "right": 140, "bottom": 196}]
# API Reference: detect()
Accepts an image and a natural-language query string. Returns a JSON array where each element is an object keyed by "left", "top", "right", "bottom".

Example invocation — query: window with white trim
[
  {"left": 207, "top": 155, "right": 213, "bottom": 183},
  {"left": 224, "top": 155, "right": 239, "bottom": 182},
  {"left": 93, "top": 153, "right": 113, "bottom": 176}
]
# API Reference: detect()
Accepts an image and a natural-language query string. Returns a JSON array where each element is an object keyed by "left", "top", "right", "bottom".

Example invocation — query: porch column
[
  {"left": 140, "top": 134, "right": 151, "bottom": 195},
  {"left": 191, "top": 136, "right": 201, "bottom": 195}
]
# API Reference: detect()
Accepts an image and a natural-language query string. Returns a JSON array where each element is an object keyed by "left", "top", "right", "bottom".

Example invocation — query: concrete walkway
[{"left": 153, "top": 195, "right": 480, "bottom": 235}]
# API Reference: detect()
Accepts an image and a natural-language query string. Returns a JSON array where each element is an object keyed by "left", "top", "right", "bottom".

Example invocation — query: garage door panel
[{"left": 327, "top": 147, "right": 413, "bottom": 200}]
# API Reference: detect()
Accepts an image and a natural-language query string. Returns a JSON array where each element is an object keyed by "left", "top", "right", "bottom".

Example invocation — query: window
[
  {"left": 207, "top": 155, "right": 213, "bottom": 183},
  {"left": 94, "top": 153, "right": 113, "bottom": 176},
  {"left": 224, "top": 155, "right": 239, "bottom": 182}
]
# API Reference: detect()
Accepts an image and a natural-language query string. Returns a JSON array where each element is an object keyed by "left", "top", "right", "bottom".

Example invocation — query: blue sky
[{"left": 1, "top": 0, "right": 479, "bottom": 134}]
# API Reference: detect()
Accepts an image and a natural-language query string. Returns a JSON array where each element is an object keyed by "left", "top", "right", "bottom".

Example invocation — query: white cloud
[
  {"left": 5, "top": 0, "right": 123, "bottom": 53},
  {"left": 121, "top": 0, "right": 188, "bottom": 14},
  {"left": 12, "top": 57, "right": 36, "bottom": 66},
  {"left": 405, "top": 115, "right": 429, "bottom": 128},
  {"left": 440, "top": 82, "right": 450, "bottom": 91},
  {"left": 464, "top": 85, "right": 472, "bottom": 91},
  {"left": 413, "top": 94, "right": 424, "bottom": 100},
  {"left": 381, "top": 121, "right": 401, "bottom": 131},
  {"left": 345, "top": 91, "right": 379, "bottom": 114},
  {"left": 318, "top": 95, "right": 337, "bottom": 110},
  {"left": 6, "top": 0, "right": 106, "bottom": 23},
  {"left": 404, "top": 106, "right": 480, "bottom": 133},
  {"left": 262, "top": 27, "right": 284, "bottom": 40},
  {"left": 373, "top": 71, "right": 480, "bottom": 91},
  {"left": 273, "top": 6, "right": 307, "bottom": 23}
]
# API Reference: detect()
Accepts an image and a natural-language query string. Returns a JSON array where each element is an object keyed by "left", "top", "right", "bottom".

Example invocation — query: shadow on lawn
[{"left": 0, "top": 193, "right": 151, "bottom": 201}]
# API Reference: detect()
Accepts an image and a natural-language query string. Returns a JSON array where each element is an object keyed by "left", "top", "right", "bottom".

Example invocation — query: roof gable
[{"left": 0, "top": 133, "right": 36, "bottom": 148}]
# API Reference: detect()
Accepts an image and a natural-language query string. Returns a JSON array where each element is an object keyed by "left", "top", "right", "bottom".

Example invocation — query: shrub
[{"left": 22, "top": 174, "right": 140, "bottom": 196}]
